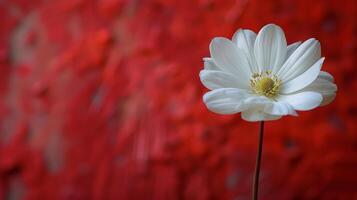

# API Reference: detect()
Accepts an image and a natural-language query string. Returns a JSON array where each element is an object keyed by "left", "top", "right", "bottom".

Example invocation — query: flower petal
[
  {"left": 254, "top": 24, "right": 287, "bottom": 73},
  {"left": 303, "top": 78, "right": 337, "bottom": 93},
  {"left": 264, "top": 101, "right": 298, "bottom": 116},
  {"left": 209, "top": 37, "right": 251, "bottom": 86},
  {"left": 203, "top": 57, "right": 220, "bottom": 71},
  {"left": 199, "top": 70, "right": 249, "bottom": 90},
  {"left": 241, "top": 108, "right": 282, "bottom": 122},
  {"left": 320, "top": 92, "right": 336, "bottom": 106},
  {"left": 286, "top": 42, "right": 301, "bottom": 59},
  {"left": 232, "top": 29, "right": 258, "bottom": 73},
  {"left": 293, "top": 77, "right": 337, "bottom": 107},
  {"left": 203, "top": 88, "right": 250, "bottom": 114},
  {"left": 271, "top": 42, "right": 301, "bottom": 74},
  {"left": 239, "top": 95, "right": 295, "bottom": 121},
  {"left": 280, "top": 58, "right": 324, "bottom": 94},
  {"left": 277, "top": 38, "right": 321, "bottom": 81},
  {"left": 241, "top": 95, "right": 270, "bottom": 109},
  {"left": 318, "top": 71, "right": 334, "bottom": 82},
  {"left": 278, "top": 91, "right": 323, "bottom": 111}
]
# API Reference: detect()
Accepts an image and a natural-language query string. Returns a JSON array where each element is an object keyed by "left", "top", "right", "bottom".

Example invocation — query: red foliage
[{"left": 0, "top": 0, "right": 356, "bottom": 199}]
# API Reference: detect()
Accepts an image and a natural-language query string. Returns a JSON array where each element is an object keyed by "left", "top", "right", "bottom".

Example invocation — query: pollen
[{"left": 250, "top": 71, "right": 281, "bottom": 99}]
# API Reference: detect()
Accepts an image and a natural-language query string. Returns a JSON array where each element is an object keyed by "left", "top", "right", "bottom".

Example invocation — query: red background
[{"left": 0, "top": 0, "right": 356, "bottom": 199}]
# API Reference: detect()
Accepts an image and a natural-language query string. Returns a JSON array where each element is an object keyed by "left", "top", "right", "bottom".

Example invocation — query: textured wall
[{"left": 0, "top": 0, "right": 356, "bottom": 199}]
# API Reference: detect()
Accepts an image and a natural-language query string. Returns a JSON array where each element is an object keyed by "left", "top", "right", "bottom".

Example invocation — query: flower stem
[{"left": 252, "top": 121, "right": 264, "bottom": 200}]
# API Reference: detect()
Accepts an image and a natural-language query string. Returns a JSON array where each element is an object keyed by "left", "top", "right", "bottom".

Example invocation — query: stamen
[{"left": 250, "top": 71, "right": 281, "bottom": 99}]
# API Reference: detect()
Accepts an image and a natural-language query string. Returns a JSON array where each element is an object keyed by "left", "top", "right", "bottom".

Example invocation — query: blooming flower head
[{"left": 200, "top": 24, "right": 337, "bottom": 122}]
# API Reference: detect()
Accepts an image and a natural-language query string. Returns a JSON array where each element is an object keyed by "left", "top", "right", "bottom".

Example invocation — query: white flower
[{"left": 200, "top": 24, "right": 337, "bottom": 122}]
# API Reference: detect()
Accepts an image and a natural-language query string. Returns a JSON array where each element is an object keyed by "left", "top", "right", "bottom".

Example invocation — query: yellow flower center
[
  {"left": 250, "top": 71, "right": 281, "bottom": 99},
  {"left": 255, "top": 77, "right": 275, "bottom": 92}
]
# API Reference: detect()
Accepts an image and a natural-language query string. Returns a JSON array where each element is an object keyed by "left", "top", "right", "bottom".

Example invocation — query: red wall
[{"left": 0, "top": 0, "right": 356, "bottom": 199}]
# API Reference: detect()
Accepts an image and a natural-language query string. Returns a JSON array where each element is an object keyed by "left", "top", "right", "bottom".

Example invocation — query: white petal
[
  {"left": 320, "top": 92, "right": 336, "bottom": 106},
  {"left": 238, "top": 95, "right": 292, "bottom": 115},
  {"left": 294, "top": 77, "right": 337, "bottom": 107},
  {"left": 286, "top": 42, "right": 301, "bottom": 59},
  {"left": 264, "top": 101, "right": 298, "bottom": 116},
  {"left": 254, "top": 24, "right": 287, "bottom": 72},
  {"left": 277, "top": 38, "right": 321, "bottom": 81},
  {"left": 199, "top": 70, "right": 249, "bottom": 90},
  {"left": 271, "top": 42, "right": 301, "bottom": 74},
  {"left": 240, "top": 96, "right": 297, "bottom": 116},
  {"left": 303, "top": 78, "right": 337, "bottom": 93},
  {"left": 318, "top": 71, "right": 334, "bottom": 82},
  {"left": 241, "top": 108, "right": 281, "bottom": 122},
  {"left": 203, "top": 57, "right": 220, "bottom": 71},
  {"left": 278, "top": 92, "right": 323, "bottom": 111},
  {"left": 280, "top": 58, "right": 324, "bottom": 94},
  {"left": 203, "top": 88, "right": 250, "bottom": 115},
  {"left": 232, "top": 29, "right": 258, "bottom": 73},
  {"left": 241, "top": 95, "right": 270, "bottom": 109},
  {"left": 209, "top": 37, "right": 251, "bottom": 86}
]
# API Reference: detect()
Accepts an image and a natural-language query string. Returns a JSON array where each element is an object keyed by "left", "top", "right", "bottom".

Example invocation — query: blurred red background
[{"left": 0, "top": 0, "right": 356, "bottom": 199}]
